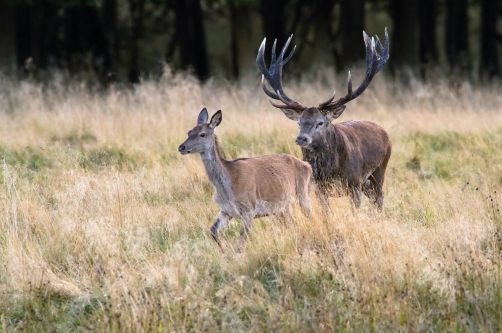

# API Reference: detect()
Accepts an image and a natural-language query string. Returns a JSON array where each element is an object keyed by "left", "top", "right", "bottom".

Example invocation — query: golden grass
[{"left": 1, "top": 69, "right": 502, "bottom": 331}]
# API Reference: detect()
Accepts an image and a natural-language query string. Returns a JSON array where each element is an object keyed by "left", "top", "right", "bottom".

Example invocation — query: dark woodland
[{"left": 0, "top": 0, "right": 501, "bottom": 83}]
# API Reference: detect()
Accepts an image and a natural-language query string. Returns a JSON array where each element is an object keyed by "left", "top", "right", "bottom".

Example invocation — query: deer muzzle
[
  {"left": 295, "top": 135, "right": 311, "bottom": 148},
  {"left": 178, "top": 144, "right": 190, "bottom": 155}
]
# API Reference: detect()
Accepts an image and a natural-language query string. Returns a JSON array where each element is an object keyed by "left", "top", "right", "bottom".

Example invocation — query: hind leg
[
  {"left": 238, "top": 215, "right": 253, "bottom": 251},
  {"left": 298, "top": 186, "right": 313, "bottom": 217},
  {"left": 364, "top": 166, "right": 386, "bottom": 212},
  {"left": 363, "top": 177, "right": 377, "bottom": 205}
]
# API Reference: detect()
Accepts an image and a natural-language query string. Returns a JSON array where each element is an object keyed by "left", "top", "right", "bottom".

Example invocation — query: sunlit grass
[{"left": 1, "top": 69, "right": 502, "bottom": 331}]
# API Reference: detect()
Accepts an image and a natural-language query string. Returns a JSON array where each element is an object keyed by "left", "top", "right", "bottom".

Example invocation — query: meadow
[{"left": 1, "top": 68, "right": 502, "bottom": 332}]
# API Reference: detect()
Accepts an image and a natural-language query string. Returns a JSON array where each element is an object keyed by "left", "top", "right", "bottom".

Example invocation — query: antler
[
  {"left": 319, "top": 28, "right": 389, "bottom": 111},
  {"left": 256, "top": 35, "right": 306, "bottom": 111}
]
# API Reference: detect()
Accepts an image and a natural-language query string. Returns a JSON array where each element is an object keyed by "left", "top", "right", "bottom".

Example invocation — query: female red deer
[
  {"left": 256, "top": 29, "right": 391, "bottom": 210},
  {"left": 178, "top": 108, "right": 312, "bottom": 249}
]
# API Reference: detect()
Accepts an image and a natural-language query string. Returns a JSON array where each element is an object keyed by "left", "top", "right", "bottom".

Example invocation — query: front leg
[
  {"left": 349, "top": 184, "right": 362, "bottom": 210},
  {"left": 210, "top": 211, "right": 232, "bottom": 250}
]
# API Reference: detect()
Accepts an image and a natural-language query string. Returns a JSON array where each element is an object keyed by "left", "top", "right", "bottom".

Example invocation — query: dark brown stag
[{"left": 256, "top": 29, "right": 392, "bottom": 210}]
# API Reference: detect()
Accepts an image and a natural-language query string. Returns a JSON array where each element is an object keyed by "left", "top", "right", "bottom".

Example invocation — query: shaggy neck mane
[{"left": 301, "top": 125, "right": 344, "bottom": 183}]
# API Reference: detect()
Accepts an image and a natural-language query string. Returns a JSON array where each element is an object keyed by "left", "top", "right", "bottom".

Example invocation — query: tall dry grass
[{"left": 1, "top": 68, "right": 502, "bottom": 331}]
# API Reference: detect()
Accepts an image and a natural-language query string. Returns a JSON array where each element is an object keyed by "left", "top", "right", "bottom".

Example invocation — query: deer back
[{"left": 226, "top": 154, "right": 312, "bottom": 207}]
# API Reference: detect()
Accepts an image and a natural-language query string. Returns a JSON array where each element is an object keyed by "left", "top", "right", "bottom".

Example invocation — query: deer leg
[
  {"left": 210, "top": 211, "right": 232, "bottom": 249},
  {"left": 363, "top": 176, "right": 378, "bottom": 215},
  {"left": 295, "top": 178, "right": 313, "bottom": 217},
  {"left": 299, "top": 194, "right": 313, "bottom": 217},
  {"left": 298, "top": 186, "right": 313, "bottom": 217},
  {"left": 362, "top": 179, "right": 375, "bottom": 199},
  {"left": 370, "top": 166, "right": 386, "bottom": 211},
  {"left": 238, "top": 215, "right": 253, "bottom": 251},
  {"left": 349, "top": 184, "right": 362, "bottom": 210}
]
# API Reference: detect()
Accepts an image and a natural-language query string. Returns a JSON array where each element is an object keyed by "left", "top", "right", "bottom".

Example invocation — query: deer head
[
  {"left": 256, "top": 29, "right": 389, "bottom": 149},
  {"left": 178, "top": 108, "right": 222, "bottom": 155}
]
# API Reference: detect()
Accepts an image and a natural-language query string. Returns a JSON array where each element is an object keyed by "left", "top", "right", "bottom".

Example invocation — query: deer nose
[
  {"left": 296, "top": 136, "right": 308, "bottom": 146},
  {"left": 178, "top": 144, "right": 186, "bottom": 153}
]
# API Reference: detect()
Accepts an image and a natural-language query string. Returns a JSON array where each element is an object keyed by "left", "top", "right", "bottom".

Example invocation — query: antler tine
[
  {"left": 256, "top": 34, "right": 305, "bottom": 110},
  {"left": 256, "top": 38, "right": 269, "bottom": 78},
  {"left": 261, "top": 75, "right": 278, "bottom": 99},
  {"left": 364, "top": 32, "right": 373, "bottom": 73},
  {"left": 257, "top": 39, "right": 280, "bottom": 100},
  {"left": 376, "top": 27, "right": 389, "bottom": 72},
  {"left": 271, "top": 39, "right": 277, "bottom": 64},
  {"left": 269, "top": 100, "right": 294, "bottom": 109},
  {"left": 319, "top": 91, "right": 336, "bottom": 108},
  {"left": 321, "top": 28, "right": 389, "bottom": 110},
  {"left": 275, "top": 89, "right": 304, "bottom": 109},
  {"left": 283, "top": 45, "right": 296, "bottom": 65},
  {"left": 279, "top": 35, "right": 292, "bottom": 62}
]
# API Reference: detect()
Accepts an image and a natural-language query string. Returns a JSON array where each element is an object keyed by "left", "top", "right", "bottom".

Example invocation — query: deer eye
[
  {"left": 199, "top": 133, "right": 206, "bottom": 137},
  {"left": 317, "top": 122, "right": 324, "bottom": 127}
]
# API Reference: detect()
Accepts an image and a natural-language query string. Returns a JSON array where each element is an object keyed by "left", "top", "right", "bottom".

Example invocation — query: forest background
[{"left": 0, "top": 0, "right": 501, "bottom": 83}]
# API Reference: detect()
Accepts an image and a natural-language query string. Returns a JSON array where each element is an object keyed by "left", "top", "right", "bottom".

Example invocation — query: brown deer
[
  {"left": 178, "top": 108, "right": 312, "bottom": 249},
  {"left": 256, "top": 29, "right": 391, "bottom": 211}
]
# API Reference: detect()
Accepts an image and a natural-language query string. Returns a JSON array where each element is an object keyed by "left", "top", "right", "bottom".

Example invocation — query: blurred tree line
[{"left": 0, "top": 0, "right": 501, "bottom": 83}]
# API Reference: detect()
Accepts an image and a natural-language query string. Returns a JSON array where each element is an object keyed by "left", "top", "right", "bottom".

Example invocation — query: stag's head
[
  {"left": 178, "top": 108, "right": 222, "bottom": 155},
  {"left": 256, "top": 29, "right": 389, "bottom": 149}
]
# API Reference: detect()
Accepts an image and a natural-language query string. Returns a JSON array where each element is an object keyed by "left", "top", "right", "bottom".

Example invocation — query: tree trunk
[
  {"left": 14, "top": 5, "right": 32, "bottom": 68},
  {"left": 128, "top": 0, "right": 145, "bottom": 82},
  {"left": 101, "top": 0, "right": 119, "bottom": 77},
  {"left": 418, "top": 0, "right": 437, "bottom": 76},
  {"left": 172, "top": 0, "right": 209, "bottom": 80},
  {"left": 480, "top": 0, "right": 500, "bottom": 79},
  {"left": 228, "top": 3, "right": 254, "bottom": 79},
  {"left": 13, "top": 3, "right": 58, "bottom": 76},
  {"left": 190, "top": 0, "right": 209, "bottom": 80},
  {"left": 390, "top": 0, "right": 419, "bottom": 77},
  {"left": 308, "top": 0, "right": 337, "bottom": 68},
  {"left": 339, "top": 0, "right": 365, "bottom": 69},
  {"left": 260, "top": 0, "right": 287, "bottom": 66},
  {"left": 230, "top": 2, "right": 239, "bottom": 79},
  {"left": 445, "top": 0, "right": 468, "bottom": 74},
  {"left": 0, "top": 0, "right": 16, "bottom": 72},
  {"left": 173, "top": 0, "right": 190, "bottom": 69}
]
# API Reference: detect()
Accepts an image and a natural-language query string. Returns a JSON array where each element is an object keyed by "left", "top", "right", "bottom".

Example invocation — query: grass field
[{"left": 1, "top": 69, "right": 502, "bottom": 332}]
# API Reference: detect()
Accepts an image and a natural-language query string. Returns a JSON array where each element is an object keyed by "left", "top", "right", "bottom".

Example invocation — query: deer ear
[
  {"left": 325, "top": 105, "right": 346, "bottom": 122},
  {"left": 209, "top": 110, "right": 222, "bottom": 129},
  {"left": 280, "top": 108, "right": 302, "bottom": 121},
  {"left": 197, "top": 108, "right": 209, "bottom": 125}
]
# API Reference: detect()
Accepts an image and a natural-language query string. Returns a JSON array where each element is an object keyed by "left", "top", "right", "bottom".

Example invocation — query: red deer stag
[
  {"left": 178, "top": 108, "right": 312, "bottom": 249},
  {"left": 256, "top": 29, "right": 391, "bottom": 210}
]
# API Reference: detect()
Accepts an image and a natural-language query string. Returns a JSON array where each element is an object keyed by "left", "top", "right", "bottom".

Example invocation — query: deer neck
[
  {"left": 301, "top": 125, "right": 342, "bottom": 179},
  {"left": 200, "top": 136, "right": 232, "bottom": 199}
]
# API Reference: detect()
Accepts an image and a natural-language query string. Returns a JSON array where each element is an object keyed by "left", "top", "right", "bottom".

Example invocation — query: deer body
[
  {"left": 256, "top": 29, "right": 392, "bottom": 210},
  {"left": 302, "top": 119, "right": 391, "bottom": 208},
  {"left": 179, "top": 108, "right": 312, "bottom": 248},
  {"left": 202, "top": 144, "right": 310, "bottom": 218}
]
